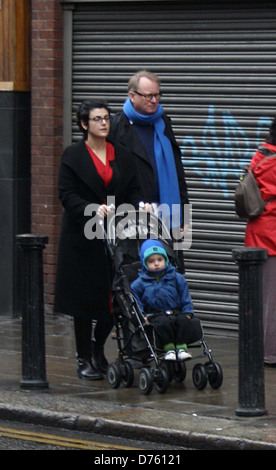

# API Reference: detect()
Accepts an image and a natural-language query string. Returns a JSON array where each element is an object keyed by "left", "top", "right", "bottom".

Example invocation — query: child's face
[{"left": 146, "top": 254, "right": 166, "bottom": 272}]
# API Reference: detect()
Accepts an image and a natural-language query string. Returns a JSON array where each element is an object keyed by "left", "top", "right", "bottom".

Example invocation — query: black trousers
[
  {"left": 74, "top": 314, "right": 114, "bottom": 360},
  {"left": 148, "top": 314, "right": 201, "bottom": 350}
]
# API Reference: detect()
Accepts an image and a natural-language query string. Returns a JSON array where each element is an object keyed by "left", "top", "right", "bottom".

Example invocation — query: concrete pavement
[{"left": 0, "top": 314, "right": 276, "bottom": 450}]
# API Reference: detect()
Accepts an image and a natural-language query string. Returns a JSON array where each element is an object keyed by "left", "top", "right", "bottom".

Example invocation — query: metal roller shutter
[{"left": 71, "top": 1, "right": 276, "bottom": 335}]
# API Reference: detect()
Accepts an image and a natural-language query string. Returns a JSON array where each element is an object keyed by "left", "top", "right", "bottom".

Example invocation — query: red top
[
  {"left": 85, "top": 141, "right": 115, "bottom": 187},
  {"left": 245, "top": 143, "right": 276, "bottom": 256}
]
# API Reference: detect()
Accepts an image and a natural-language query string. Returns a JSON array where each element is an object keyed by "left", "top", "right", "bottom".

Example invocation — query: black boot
[
  {"left": 91, "top": 342, "right": 109, "bottom": 374},
  {"left": 77, "top": 358, "right": 103, "bottom": 380}
]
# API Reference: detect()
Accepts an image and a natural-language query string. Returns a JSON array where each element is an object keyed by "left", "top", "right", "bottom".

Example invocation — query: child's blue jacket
[{"left": 131, "top": 264, "right": 194, "bottom": 316}]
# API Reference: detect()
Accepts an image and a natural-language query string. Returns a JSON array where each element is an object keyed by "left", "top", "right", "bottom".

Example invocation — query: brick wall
[{"left": 31, "top": 0, "right": 63, "bottom": 312}]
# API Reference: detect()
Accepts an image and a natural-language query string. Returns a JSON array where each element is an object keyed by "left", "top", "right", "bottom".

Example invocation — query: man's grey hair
[{"left": 127, "top": 70, "right": 161, "bottom": 92}]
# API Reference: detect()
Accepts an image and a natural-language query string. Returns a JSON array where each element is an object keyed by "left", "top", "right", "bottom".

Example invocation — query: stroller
[{"left": 105, "top": 210, "right": 223, "bottom": 395}]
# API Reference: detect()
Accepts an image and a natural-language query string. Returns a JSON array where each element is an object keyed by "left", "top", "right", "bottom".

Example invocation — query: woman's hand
[{"left": 97, "top": 204, "right": 115, "bottom": 219}]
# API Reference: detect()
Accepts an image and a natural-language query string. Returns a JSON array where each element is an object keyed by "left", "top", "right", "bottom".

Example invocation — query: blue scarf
[{"left": 123, "top": 98, "right": 182, "bottom": 228}]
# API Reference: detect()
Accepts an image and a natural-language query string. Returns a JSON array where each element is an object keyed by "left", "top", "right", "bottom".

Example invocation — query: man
[{"left": 109, "top": 70, "right": 189, "bottom": 272}]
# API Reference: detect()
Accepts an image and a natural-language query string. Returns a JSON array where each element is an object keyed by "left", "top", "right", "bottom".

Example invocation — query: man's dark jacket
[{"left": 109, "top": 111, "right": 189, "bottom": 209}]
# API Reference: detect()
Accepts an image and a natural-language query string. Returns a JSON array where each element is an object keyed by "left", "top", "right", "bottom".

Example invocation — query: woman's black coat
[{"left": 54, "top": 140, "right": 141, "bottom": 319}]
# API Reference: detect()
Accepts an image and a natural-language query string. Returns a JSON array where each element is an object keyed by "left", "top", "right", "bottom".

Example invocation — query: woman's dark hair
[
  {"left": 76, "top": 99, "right": 111, "bottom": 136},
  {"left": 266, "top": 117, "right": 276, "bottom": 145}
]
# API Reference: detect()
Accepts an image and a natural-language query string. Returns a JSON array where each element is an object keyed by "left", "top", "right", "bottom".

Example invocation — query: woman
[
  {"left": 54, "top": 99, "right": 141, "bottom": 379},
  {"left": 245, "top": 117, "right": 276, "bottom": 367}
]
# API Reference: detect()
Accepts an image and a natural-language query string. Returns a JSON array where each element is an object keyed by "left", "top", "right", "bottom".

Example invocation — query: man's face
[{"left": 129, "top": 76, "right": 160, "bottom": 115}]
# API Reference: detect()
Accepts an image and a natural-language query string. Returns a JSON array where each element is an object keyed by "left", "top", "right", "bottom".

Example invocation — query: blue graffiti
[{"left": 181, "top": 105, "right": 271, "bottom": 198}]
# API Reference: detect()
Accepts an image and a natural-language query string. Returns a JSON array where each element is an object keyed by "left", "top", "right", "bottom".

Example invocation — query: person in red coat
[
  {"left": 245, "top": 117, "right": 276, "bottom": 366},
  {"left": 54, "top": 100, "right": 141, "bottom": 379}
]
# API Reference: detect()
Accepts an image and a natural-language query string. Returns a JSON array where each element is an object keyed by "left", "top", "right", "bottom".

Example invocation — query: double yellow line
[{"left": 0, "top": 425, "right": 141, "bottom": 450}]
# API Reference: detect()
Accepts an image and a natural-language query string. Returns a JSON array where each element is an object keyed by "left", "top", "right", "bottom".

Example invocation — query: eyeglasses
[
  {"left": 134, "top": 91, "right": 162, "bottom": 102},
  {"left": 89, "top": 115, "right": 110, "bottom": 123}
]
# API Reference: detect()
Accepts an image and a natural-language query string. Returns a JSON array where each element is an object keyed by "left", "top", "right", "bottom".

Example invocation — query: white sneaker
[
  {"left": 164, "top": 350, "right": 176, "bottom": 361},
  {"left": 177, "top": 349, "right": 192, "bottom": 361}
]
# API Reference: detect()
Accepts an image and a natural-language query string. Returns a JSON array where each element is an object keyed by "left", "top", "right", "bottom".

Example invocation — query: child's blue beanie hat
[{"left": 140, "top": 239, "right": 169, "bottom": 269}]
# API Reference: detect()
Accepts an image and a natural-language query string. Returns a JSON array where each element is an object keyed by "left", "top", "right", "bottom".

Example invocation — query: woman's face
[{"left": 84, "top": 108, "right": 110, "bottom": 138}]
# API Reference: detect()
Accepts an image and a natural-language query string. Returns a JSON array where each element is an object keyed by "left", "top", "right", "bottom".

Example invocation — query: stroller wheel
[
  {"left": 192, "top": 363, "right": 208, "bottom": 390},
  {"left": 161, "top": 361, "right": 174, "bottom": 382},
  {"left": 121, "top": 361, "right": 134, "bottom": 388},
  {"left": 206, "top": 361, "right": 223, "bottom": 389},
  {"left": 107, "top": 362, "right": 122, "bottom": 389},
  {"left": 174, "top": 361, "right": 187, "bottom": 383},
  {"left": 138, "top": 368, "right": 153, "bottom": 395},
  {"left": 154, "top": 367, "right": 169, "bottom": 394}
]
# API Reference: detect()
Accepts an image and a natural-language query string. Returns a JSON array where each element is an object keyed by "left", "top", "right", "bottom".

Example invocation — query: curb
[{"left": 0, "top": 404, "right": 276, "bottom": 450}]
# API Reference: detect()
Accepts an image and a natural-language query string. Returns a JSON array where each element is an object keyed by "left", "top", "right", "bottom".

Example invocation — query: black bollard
[
  {"left": 16, "top": 234, "right": 49, "bottom": 389},
  {"left": 232, "top": 247, "right": 267, "bottom": 416}
]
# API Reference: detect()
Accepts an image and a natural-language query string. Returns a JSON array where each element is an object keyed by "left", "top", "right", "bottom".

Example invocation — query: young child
[{"left": 131, "top": 239, "right": 196, "bottom": 361}]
